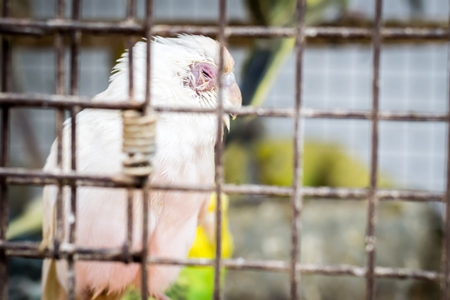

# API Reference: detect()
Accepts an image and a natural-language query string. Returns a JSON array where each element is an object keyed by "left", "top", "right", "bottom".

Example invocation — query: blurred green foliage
[{"left": 225, "top": 139, "right": 393, "bottom": 188}]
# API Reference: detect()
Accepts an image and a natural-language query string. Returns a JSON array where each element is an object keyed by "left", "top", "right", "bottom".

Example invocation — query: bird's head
[{"left": 151, "top": 35, "right": 242, "bottom": 130}]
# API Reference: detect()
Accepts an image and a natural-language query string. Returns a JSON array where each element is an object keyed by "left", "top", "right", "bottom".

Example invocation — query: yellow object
[{"left": 188, "top": 193, "right": 233, "bottom": 259}]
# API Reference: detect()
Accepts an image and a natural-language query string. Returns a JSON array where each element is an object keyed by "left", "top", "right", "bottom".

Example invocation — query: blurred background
[{"left": 3, "top": 0, "right": 449, "bottom": 299}]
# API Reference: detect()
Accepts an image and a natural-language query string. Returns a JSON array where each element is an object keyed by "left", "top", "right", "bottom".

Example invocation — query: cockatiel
[{"left": 41, "top": 35, "right": 242, "bottom": 300}]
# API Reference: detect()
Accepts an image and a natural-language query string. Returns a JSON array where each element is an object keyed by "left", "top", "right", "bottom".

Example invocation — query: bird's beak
[
  {"left": 227, "top": 81, "right": 242, "bottom": 109},
  {"left": 224, "top": 74, "right": 242, "bottom": 131}
]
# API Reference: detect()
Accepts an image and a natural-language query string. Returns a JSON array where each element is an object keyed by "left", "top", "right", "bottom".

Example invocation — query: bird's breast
[{"left": 153, "top": 113, "right": 216, "bottom": 186}]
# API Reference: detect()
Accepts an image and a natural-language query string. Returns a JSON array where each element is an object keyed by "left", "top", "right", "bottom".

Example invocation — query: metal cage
[{"left": 0, "top": 0, "right": 449, "bottom": 300}]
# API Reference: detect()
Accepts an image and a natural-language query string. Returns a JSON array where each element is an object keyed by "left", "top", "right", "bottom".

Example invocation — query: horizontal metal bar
[
  {"left": 0, "top": 168, "right": 443, "bottom": 202},
  {"left": 0, "top": 93, "right": 447, "bottom": 122},
  {"left": 302, "top": 109, "right": 448, "bottom": 122},
  {"left": 303, "top": 186, "right": 444, "bottom": 202},
  {"left": 0, "top": 18, "right": 447, "bottom": 40},
  {"left": 0, "top": 93, "right": 143, "bottom": 110},
  {"left": 1, "top": 168, "right": 139, "bottom": 188},
  {"left": 0, "top": 241, "right": 439, "bottom": 281}
]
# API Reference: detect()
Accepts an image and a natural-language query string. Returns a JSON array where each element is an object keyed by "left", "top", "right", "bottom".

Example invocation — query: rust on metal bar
[
  {"left": 140, "top": 1, "right": 154, "bottom": 299},
  {"left": 0, "top": 92, "right": 143, "bottom": 110},
  {"left": 126, "top": 0, "right": 135, "bottom": 103},
  {"left": 141, "top": 183, "right": 149, "bottom": 300},
  {"left": 53, "top": 0, "right": 66, "bottom": 266},
  {"left": 0, "top": 1, "right": 449, "bottom": 297},
  {"left": 0, "top": 167, "right": 445, "bottom": 202},
  {"left": 0, "top": 0, "right": 11, "bottom": 297},
  {"left": 0, "top": 17, "right": 449, "bottom": 41},
  {"left": 365, "top": 0, "right": 383, "bottom": 299},
  {"left": 0, "top": 240, "right": 442, "bottom": 282},
  {"left": 122, "top": 0, "right": 136, "bottom": 278},
  {"left": 123, "top": 189, "right": 133, "bottom": 263},
  {"left": 290, "top": 0, "right": 306, "bottom": 298},
  {"left": 67, "top": 0, "right": 81, "bottom": 298},
  {"left": 213, "top": 0, "right": 227, "bottom": 299},
  {"left": 301, "top": 109, "right": 449, "bottom": 122},
  {"left": 1, "top": 92, "right": 448, "bottom": 122},
  {"left": 143, "top": 0, "right": 153, "bottom": 110},
  {"left": 1, "top": 168, "right": 138, "bottom": 188}
]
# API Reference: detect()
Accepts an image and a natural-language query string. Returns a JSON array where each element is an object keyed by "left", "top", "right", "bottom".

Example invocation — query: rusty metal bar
[
  {"left": 143, "top": 0, "right": 153, "bottom": 111},
  {"left": 365, "top": 0, "right": 383, "bottom": 299},
  {"left": 0, "top": 239, "right": 442, "bottom": 281},
  {"left": 0, "top": 0, "right": 10, "bottom": 297},
  {"left": 0, "top": 92, "right": 448, "bottom": 122},
  {"left": 0, "top": 2, "right": 447, "bottom": 298},
  {"left": 140, "top": 1, "right": 153, "bottom": 299},
  {"left": 0, "top": 110, "right": 8, "bottom": 300},
  {"left": 140, "top": 184, "right": 149, "bottom": 300},
  {"left": 67, "top": 0, "right": 81, "bottom": 299},
  {"left": 126, "top": 0, "right": 135, "bottom": 102},
  {"left": 53, "top": 0, "right": 66, "bottom": 266},
  {"left": 0, "top": 167, "right": 445, "bottom": 202},
  {"left": 213, "top": 0, "right": 227, "bottom": 299},
  {"left": 0, "top": 18, "right": 448, "bottom": 41},
  {"left": 123, "top": 190, "right": 133, "bottom": 263},
  {"left": 123, "top": 0, "right": 136, "bottom": 282},
  {"left": 290, "top": 0, "right": 305, "bottom": 298},
  {"left": 443, "top": 1, "right": 450, "bottom": 298},
  {"left": 0, "top": 92, "right": 143, "bottom": 109},
  {"left": 145, "top": 259, "right": 441, "bottom": 282}
]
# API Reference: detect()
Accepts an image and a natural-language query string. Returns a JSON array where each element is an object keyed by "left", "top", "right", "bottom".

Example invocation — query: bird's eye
[
  {"left": 201, "top": 67, "right": 213, "bottom": 80},
  {"left": 186, "top": 62, "right": 217, "bottom": 93}
]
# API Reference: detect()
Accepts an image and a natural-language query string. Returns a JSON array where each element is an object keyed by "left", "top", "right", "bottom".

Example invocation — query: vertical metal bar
[
  {"left": 0, "top": 0, "right": 10, "bottom": 298},
  {"left": 141, "top": 1, "right": 153, "bottom": 299},
  {"left": 124, "top": 0, "right": 136, "bottom": 267},
  {"left": 54, "top": 0, "right": 66, "bottom": 263},
  {"left": 143, "top": 0, "right": 153, "bottom": 110},
  {"left": 126, "top": 0, "right": 135, "bottom": 24},
  {"left": 141, "top": 186, "right": 149, "bottom": 300},
  {"left": 0, "top": 114, "right": 8, "bottom": 300},
  {"left": 0, "top": 0, "right": 10, "bottom": 91},
  {"left": 365, "top": 0, "right": 383, "bottom": 299},
  {"left": 213, "top": 0, "right": 227, "bottom": 299},
  {"left": 290, "top": 0, "right": 306, "bottom": 299},
  {"left": 67, "top": 0, "right": 81, "bottom": 299},
  {"left": 124, "top": 189, "right": 133, "bottom": 261},
  {"left": 127, "top": 0, "right": 135, "bottom": 101},
  {"left": 69, "top": 0, "right": 81, "bottom": 97},
  {"left": 442, "top": 1, "right": 450, "bottom": 298}
]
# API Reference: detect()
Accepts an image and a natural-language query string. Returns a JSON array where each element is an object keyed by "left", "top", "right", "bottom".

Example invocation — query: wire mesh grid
[{"left": 0, "top": 0, "right": 450, "bottom": 299}]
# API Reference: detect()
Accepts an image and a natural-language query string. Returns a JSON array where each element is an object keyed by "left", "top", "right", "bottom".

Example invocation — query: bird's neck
[{"left": 153, "top": 113, "right": 217, "bottom": 186}]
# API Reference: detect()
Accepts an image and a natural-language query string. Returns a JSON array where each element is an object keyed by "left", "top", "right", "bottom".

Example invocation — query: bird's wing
[
  {"left": 40, "top": 143, "right": 63, "bottom": 299},
  {"left": 41, "top": 109, "right": 148, "bottom": 298},
  {"left": 41, "top": 259, "right": 65, "bottom": 300}
]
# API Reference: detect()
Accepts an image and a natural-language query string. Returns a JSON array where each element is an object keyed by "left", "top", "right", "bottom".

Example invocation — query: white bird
[{"left": 41, "top": 35, "right": 242, "bottom": 300}]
